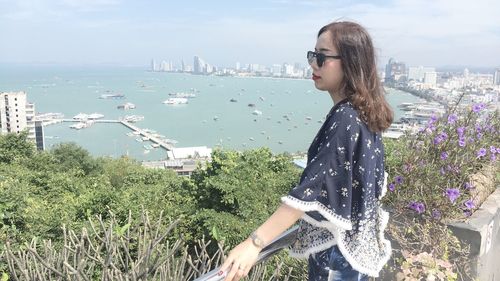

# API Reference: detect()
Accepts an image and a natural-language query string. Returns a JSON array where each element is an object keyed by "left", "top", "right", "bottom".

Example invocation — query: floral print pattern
[{"left": 281, "top": 99, "right": 391, "bottom": 277}]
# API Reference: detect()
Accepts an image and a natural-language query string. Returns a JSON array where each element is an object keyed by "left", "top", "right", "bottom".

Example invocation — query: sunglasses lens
[
  {"left": 307, "top": 51, "right": 314, "bottom": 64},
  {"left": 316, "top": 53, "right": 324, "bottom": 67}
]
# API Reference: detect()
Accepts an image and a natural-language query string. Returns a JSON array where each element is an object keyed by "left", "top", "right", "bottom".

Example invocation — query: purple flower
[
  {"left": 458, "top": 137, "right": 466, "bottom": 147},
  {"left": 434, "top": 132, "right": 448, "bottom": 145},
  {"left": 457, "top": 126, "right": 465, "bottom": 137},
  {"left": 492, "top": 154, "right": 497, "bottom": 162},
  {"left": 472, "top": 103, "right": 485, "bottom": 113},
  {"left": 497, "top": 147, "right": 500, "bottom": 154},
  {"left": 440, "top": 151, "right": 448, "bottom": 160},
  {"left": 477, "top": 133, "right": 483, "bottom": 139},
  {"left": 440, "top": 167, "right": 446, "bottom": 175},
  {"left": 475, "top": 124, "right": 482, "bottom": 133},
  {"left": 477, "top": 148, "right": 487, "bottom": 158},
  {"left": 395, "top": 176, "right": 403, "bottom": 185},
  {"left": 464, "top": 182, "right": 474, "bottom": 190},
  {"left": 388, "top": 183, "right": 395, "bottom": 191},
  {"left": 409, "top": 201, "right": 426, "bottom": 214},
  {"left": 445, "top": 188, "right": 460, "bottom": 203},
  {"left": 490, "top": 146, "right": 497, "bottom": 154},
  {"left": 430, "top": 114, "right": 438, "bottom": 123},
  {"left": 464, "top": 199, "right": 475, "bottom": 210},
  {"left": 432, "top": 209, "right": 441, "bottom": 219},
  {"left": 447, "top": 114, "right": 458, "bottom": 124},
  {"left": 464, "top": 210, "right": 472, "bottom": 217}
]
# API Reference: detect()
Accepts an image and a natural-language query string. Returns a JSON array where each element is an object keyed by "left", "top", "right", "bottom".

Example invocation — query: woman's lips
[{"left": 312, "top": 74, "right": 321, "bottom": 80}]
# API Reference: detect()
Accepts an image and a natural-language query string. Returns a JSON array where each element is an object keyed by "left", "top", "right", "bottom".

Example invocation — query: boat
[
  {"left": 143, "top": 144, "right": 153, "bottom": 150},
  {"left": 73, "top": 113, "right": 88, "bottom": 120},
  {"left": 143, "top": 149, "right": 150, "bottom": 154},
  {"left": 230, "top": 98, "right": 238, "bottom": 102},
  {"left": 163, "top": 98, "right": 188, "bottom": 105},
  {"left": 168, "top": 92, "right": 196, "bottom": 98},
  {"left": 135, "top": 138, "right": 144, "bottom": 142},
  {"left": 69, "top": 122, "right": 87, "bottom": 129},
  {"left": 99, "top": 93, "right": 125, "bottom": 99},
  {"left": 259, "top": 96, "right": 265, "bottom": 101},
  {"left": 142, "top": 136, "right": 150, "bottom": 141},
  {"left": 151, "top": 143, "right": 161, "bottom": 148},
  {"left": 123, "top": 115, "right": 144, "bottom": 122},
  {"left": 87, "top": 113, "right": 104, "bottom": 120},
  {"left": 117, "top": 102, "right": 136, "bottom": 110},
  {"left": 252, "top": 110, "right": 262, "bottom": 115},
  {"left": 247, "top": 103, "right": 256, "bottom": 107}
]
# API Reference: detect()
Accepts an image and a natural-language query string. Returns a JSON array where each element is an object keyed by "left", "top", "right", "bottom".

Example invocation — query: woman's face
[{"left": 311, "top": 31, "right": 344, "bottom": 94}]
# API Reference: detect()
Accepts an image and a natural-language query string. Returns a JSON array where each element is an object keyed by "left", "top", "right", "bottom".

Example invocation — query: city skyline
[{"left": 1, "top": 0, "right": 500, "bottom": 68}]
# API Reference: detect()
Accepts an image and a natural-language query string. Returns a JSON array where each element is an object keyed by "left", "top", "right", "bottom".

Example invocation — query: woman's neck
[{"left": 329, "top": 90, "right": 346, "bottom": 105}]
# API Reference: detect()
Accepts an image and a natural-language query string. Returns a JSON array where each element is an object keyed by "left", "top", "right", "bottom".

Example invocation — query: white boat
[
  {"left": 73, "top": 113, "right": 88, "bottom": 120},
  {"left": 163, "top": 98, "right": 188, "bottom": 105},
  {"left": 168, "top": 92, "right": 196, "bottom": 98},
  {"left": 126, "top": 132, "right": 135, "bottom": 137},
  {"left": 252, "top": 110, "right": 262, "bottom": 115},
  {"left": 123, "top": 115, "right": 144, "bottom": 122},
  {"left": 142, "top": 136, "right": 150, "bottom": 141},
  {"left": 151, "top": 143, "right": 160, "bottom": 148},
  {"left": 70, "top": 122, "right": 87, "bottom": 129},
  {"left": 99, "top": 93, "right": 125, "bottom": 99},
  {"left": 87, "top": 113, "right": 104, "bottom": 119}
]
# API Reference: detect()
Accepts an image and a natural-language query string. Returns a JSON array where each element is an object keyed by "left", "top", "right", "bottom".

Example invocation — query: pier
[
  {"left": 53, "top": 119, "right": 175, "bottom": 151},
  {"left": 119, "top": 121, "right": 174, "bottom": 151}
]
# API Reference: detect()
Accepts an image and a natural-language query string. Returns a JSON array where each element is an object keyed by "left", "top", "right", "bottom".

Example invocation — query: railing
[{"left": 193, "top": 226, "right": 299, "bottom": 281}]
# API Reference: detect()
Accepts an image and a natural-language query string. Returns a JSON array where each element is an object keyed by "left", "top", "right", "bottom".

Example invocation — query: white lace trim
[
  {"left": 333, "top": 205, "right": 392, "bottom": 277},
  {"left": 281, "top": 196, "right": 352, "bottom": 230},
  {"left": 282, "top": 196, "right": 392, "bottom": 277},
  {"left": 379, "top": 171, "right": 389, "bottom": 199}
]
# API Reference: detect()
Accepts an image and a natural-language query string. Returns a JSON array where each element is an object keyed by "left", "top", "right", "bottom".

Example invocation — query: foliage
[
  {"left": 190, "top": 148, "right": 301, "bottom": 248},
  {"left": 0, "top": 131, "right": 34, "bottom": 164},
  {"left": 383, "top": 102, "right": 500, "bottom": 279}
]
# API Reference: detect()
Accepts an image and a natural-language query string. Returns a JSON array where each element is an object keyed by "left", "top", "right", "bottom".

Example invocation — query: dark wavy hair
[{"left": 318, "top": 21, "right": 393, "bottom": 132}]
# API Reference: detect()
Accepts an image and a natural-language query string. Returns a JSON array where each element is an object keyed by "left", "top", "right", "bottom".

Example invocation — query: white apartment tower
[
  {"left": 494, "top": 68, "right": 500, "bottom": 85},
  {"left": 0, "top": 91, "right": 37, "bottom": 142}
]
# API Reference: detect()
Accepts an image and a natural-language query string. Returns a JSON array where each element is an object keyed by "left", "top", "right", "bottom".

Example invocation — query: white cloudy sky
[{"left": 1, "top": 0, "right": 499, "bottom": 68}]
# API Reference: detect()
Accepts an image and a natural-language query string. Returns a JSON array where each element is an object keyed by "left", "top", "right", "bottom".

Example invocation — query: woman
[{"left": 221, "top": 21, "right": 393, "bottom": 281}]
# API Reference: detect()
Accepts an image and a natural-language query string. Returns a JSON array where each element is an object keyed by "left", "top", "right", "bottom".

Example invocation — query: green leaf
[{"left": 1, "top": 272, "right": 9, "bottom": 281}]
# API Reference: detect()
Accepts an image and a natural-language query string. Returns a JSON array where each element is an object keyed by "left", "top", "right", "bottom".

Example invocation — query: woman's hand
[{"left": 220, "top": 239, "right": 261, "bottom": 281}]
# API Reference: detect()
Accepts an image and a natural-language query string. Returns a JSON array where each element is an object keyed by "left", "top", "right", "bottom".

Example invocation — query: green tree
[{"left": 0, "top": 131, "right": 35, "bottom": 164}]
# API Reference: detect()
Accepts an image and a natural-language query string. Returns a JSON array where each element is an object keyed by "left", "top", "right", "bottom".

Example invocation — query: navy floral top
[{"left": 281, "top": 99, "right": 391, "bottom": 277}]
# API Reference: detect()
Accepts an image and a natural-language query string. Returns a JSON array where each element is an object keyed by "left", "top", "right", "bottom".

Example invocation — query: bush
[{"left": 383, "top": 102, "right": 500, "bottom": 279}]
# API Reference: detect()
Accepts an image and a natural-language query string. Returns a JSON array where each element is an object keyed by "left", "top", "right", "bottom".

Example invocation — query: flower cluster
[{"left": 385, "top": 103, "right": 499, "bottom": 220}]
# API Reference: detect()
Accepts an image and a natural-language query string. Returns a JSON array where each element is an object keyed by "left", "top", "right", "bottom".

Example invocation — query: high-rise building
[
  {"left": 151, "top": 59, "right": 157, "bottom": 72},
  {"left": 0, "top": 91, "right": 41, "bottom": 148},
  {"left": 408, "top": 66, "right": 435, "bottom": 82},
  {"left": 34, "top": 120, "right": 44, "bottom": 150},
  {"left": 423, "top": 71, "right": 437, "bottom": 87},
  {"left": 236, "top": 62, "right": 241, "bottom": 71},
  {"left": 384, "top": 58, "right": 406, "bottom": 83},
  {"left": 494, "top": 68, "right": 500, "bottom": 85},
  {"left": 193, "top": 56, "right": 205, "bottom": 74}
]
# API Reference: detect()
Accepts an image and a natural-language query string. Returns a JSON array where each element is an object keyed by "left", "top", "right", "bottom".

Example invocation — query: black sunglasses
[{"left": 307, "top": 51, "right": 341, "bottom": 67}]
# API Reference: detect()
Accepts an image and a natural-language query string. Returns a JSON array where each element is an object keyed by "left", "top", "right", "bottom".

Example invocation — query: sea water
[{"left": 0, "top": 65, "right": 424, "bottom": 160}]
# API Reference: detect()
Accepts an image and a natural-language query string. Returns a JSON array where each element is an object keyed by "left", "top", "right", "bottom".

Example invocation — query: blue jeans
[{"left": 308, "top": 245, "right": 369, "bottom": 281}]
